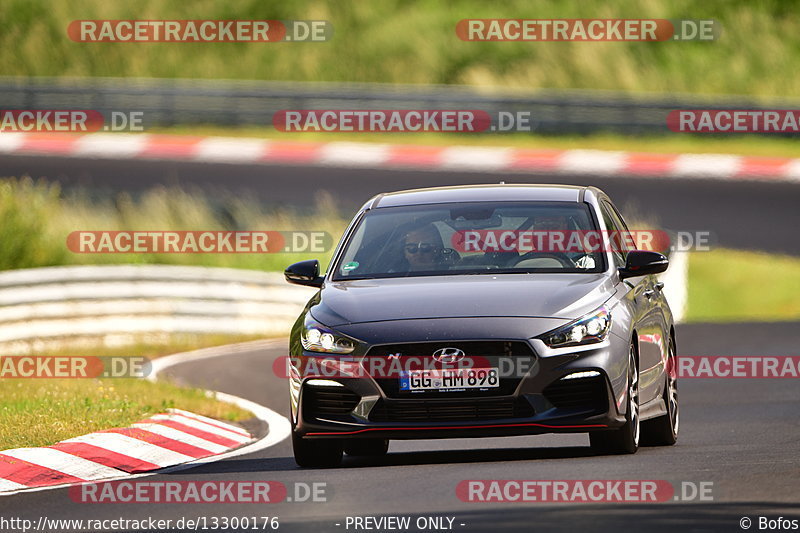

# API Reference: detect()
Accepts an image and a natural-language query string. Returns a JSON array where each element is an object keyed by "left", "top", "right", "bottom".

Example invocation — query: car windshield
[{"left": 333, "top": 201, "right": 605, "bottom": 280}]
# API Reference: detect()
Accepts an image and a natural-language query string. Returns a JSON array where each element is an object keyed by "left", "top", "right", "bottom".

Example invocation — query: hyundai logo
[{"left": 432, "top": 347, "right": 466, "bottom": 363}]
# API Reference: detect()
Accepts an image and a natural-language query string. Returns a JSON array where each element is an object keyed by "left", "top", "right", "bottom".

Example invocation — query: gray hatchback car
[{"left": 285, "top": 184, "right": 679, "bottom": 467}]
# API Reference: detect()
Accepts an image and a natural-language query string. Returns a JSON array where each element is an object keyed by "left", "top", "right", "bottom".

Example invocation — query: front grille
[
  {"left": 367, "top": 341, "right": 535, "bottom": 398},
  {"left": 369, "top": 396, "right": 535, "bottom": 423},
  {"left": 303, "top": 385, "right": 360, "bottom": 420},
  {"left": 543, "top": 376, "right": 607, "bottom": 410},
  {"left": 366, "top": 341, "right": 531, "bottom": 358}
]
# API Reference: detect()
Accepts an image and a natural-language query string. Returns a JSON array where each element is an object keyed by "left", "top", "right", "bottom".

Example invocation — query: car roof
[{"left": 371, "top": 183, "right": 590, "bottom": 208}]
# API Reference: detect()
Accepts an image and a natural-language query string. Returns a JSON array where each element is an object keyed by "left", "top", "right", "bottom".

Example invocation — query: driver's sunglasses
[{"left": 404, "top": 242, "right": 439, "bottom": 254}]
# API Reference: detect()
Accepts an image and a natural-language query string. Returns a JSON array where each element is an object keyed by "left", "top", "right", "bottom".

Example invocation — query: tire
[
  {"left": 344, "top": 438, "right": 389, "bottom": 457},
  {"left": 590, "top": 343, "right": 640, "bottom": 455},
  {"left": 292, "top": 431, "right": 343, "bottom": 468},
  {"left": 641, "top": 339, "right": 679, "bottom": 446}
]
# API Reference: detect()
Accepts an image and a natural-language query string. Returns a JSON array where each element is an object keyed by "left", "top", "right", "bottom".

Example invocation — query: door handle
[
  {"left": 643, "top": 289, "right": 655, "bottom": 299},
  {"left": 654, "top": 281, "right": 664, "bottom": 292}
]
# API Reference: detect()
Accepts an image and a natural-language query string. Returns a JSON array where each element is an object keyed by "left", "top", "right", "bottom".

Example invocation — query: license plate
[{"left": 400, "top": 368, "right": 500, "bottom": 392}]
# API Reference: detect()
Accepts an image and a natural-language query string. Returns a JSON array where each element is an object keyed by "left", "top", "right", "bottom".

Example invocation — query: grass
[
  {"left": 0, "top": 335, "right": 271, "bottom": 450},
  {"left": 1, "top": 0, "right": 799, "bottom": 98},
  {"left": 686, "top": 248, "right": 800, "bottom": 323},
  {"left": 155, "top": 125, "right": 800, "bottom": 159},
  {"left": 0, "top": 177, "right": 347, "bottom": 272},
  {"left": 0, "top": 377, "right": 251, "bottom": 450}
]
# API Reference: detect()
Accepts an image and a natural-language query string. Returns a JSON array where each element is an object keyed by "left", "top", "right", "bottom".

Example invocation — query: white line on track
[
  {"left": 146, "top": 413, "right": 252, "bottom": 442},
  {"left": 0, "top": 479, "right": 27, "bottom": 492},
  {"left": 61, "top": 432, "right": 197, "bottom": 467},
  {"left": 72, "top": 134, "right": 150, "bottom": 159},
  {"left": 319, "top": 142, "right": 391, "bottom": 166},
  {"left": 559, "top": 149, "right": 627, "bottom": 175},
  {"left": 128, "top": 423, "right": 229, "bottom": 454},
  {"left": 0, "top": 132, "right": 26, "bottom": 153},
  {"left": 0, "top": 448, "right": 123, "bottom": 481},
  {"left": 193, "top": 137, "right": 268, "bottom": 163},
  {"left": 168, "top": 408, "right": 252, "bottom": 437}
]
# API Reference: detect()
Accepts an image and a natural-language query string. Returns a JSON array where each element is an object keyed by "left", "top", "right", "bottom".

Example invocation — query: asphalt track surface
[
  {"left": 1, "top": 154, "right": 799, "bottom": 255},
  {"left": 1, "top": 155, "right": 798, "bottom": 532},
  {"left": 2, "top": 323, "right": 799, "bottom": 532}
]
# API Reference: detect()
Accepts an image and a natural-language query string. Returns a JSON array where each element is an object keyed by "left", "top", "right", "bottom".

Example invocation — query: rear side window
[{"left": 600, "top": 201, "right": 627, "bottom": 267}]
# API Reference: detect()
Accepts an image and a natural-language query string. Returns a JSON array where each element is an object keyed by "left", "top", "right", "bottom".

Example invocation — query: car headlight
[
  {"left": 301, "top": 316, "right": 357, "bottom": 354},
  {"left": 539, "top": 306, "right": 611, "bottom": 348}
]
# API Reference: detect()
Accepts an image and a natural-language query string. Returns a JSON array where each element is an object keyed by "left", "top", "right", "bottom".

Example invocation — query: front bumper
[{"left": 291, "top": 334, "right": 629, "bottom": 440}]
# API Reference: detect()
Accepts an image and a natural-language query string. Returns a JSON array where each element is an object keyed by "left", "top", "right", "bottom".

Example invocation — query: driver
[
  {"left": 533, "top": 214, "right": 569, "bottom": 253},
  {"left": 533, "top": 214, "right": 568, "bottom": 233},
  {"left": 402, "top": 225, "right": 445, "bottom": 271}
]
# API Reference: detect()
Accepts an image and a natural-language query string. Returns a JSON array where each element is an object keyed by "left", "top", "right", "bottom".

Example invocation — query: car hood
[{"left": 310, "top": 273, "right": 614, "bottom": 326}]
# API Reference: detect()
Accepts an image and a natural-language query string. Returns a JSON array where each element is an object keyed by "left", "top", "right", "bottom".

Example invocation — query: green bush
[
  {"left": 0, "top": 177, "right": 347, "bottom": 272},
  {"left": 0, "top": 178, "right": 70, "bottom": 269}
]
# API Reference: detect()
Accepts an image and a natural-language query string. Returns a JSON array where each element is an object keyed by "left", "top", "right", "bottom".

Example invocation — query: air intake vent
[
  {"left": 369, "top": 396, "right": 534, "bottom": 423},
  {"left": 303, "top": 385, "right": 360, "bottom": 420},
  {"left": 543, "top": 375, "right": 607, "bottom": 410}
]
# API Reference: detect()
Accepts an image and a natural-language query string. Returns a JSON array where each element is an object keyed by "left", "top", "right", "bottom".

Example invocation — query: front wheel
[
  {"left": 590, "top": 343, "right": 640, "bottom": 455},
  {"left": 292, "top": 431, "right": 343, "bottom": 468},
  {"left": 641, "top": 338, "right": 679, "bottom": 446}
]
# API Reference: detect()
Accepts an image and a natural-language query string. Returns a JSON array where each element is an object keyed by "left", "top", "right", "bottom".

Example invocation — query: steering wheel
[
  {"left": 439, "top": 247, "right": 460, "bottom": 265},
  {"left": 513, "top": 252, "right": 575, "bottom": 268}
]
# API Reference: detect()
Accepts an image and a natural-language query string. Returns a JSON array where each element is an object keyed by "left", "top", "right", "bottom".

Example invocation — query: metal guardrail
[
  {"left": 1, "top": 77, "right": 796, "bottom": 136},
  {"left": 0, "top": 264, "right": 315, "bottom": 355}
]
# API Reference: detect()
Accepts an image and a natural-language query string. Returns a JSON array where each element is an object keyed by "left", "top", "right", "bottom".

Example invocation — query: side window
[
  {"left": 609, "top": 204, "right": 630, "bottom": 232},
  {"left": 600, "top": 202, "right": 626, "bottom": 267},
  {"left": 606, "top": 201, "right": 633, "bottom": 259}
]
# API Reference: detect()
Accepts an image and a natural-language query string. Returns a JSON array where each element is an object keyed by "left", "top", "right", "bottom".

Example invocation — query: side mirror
[
  {"left": 618, "top": 250, "right": 669, "bottom": 280},
  {"left": 285, "top": 259, "right": 324, "bottom": 288}
]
